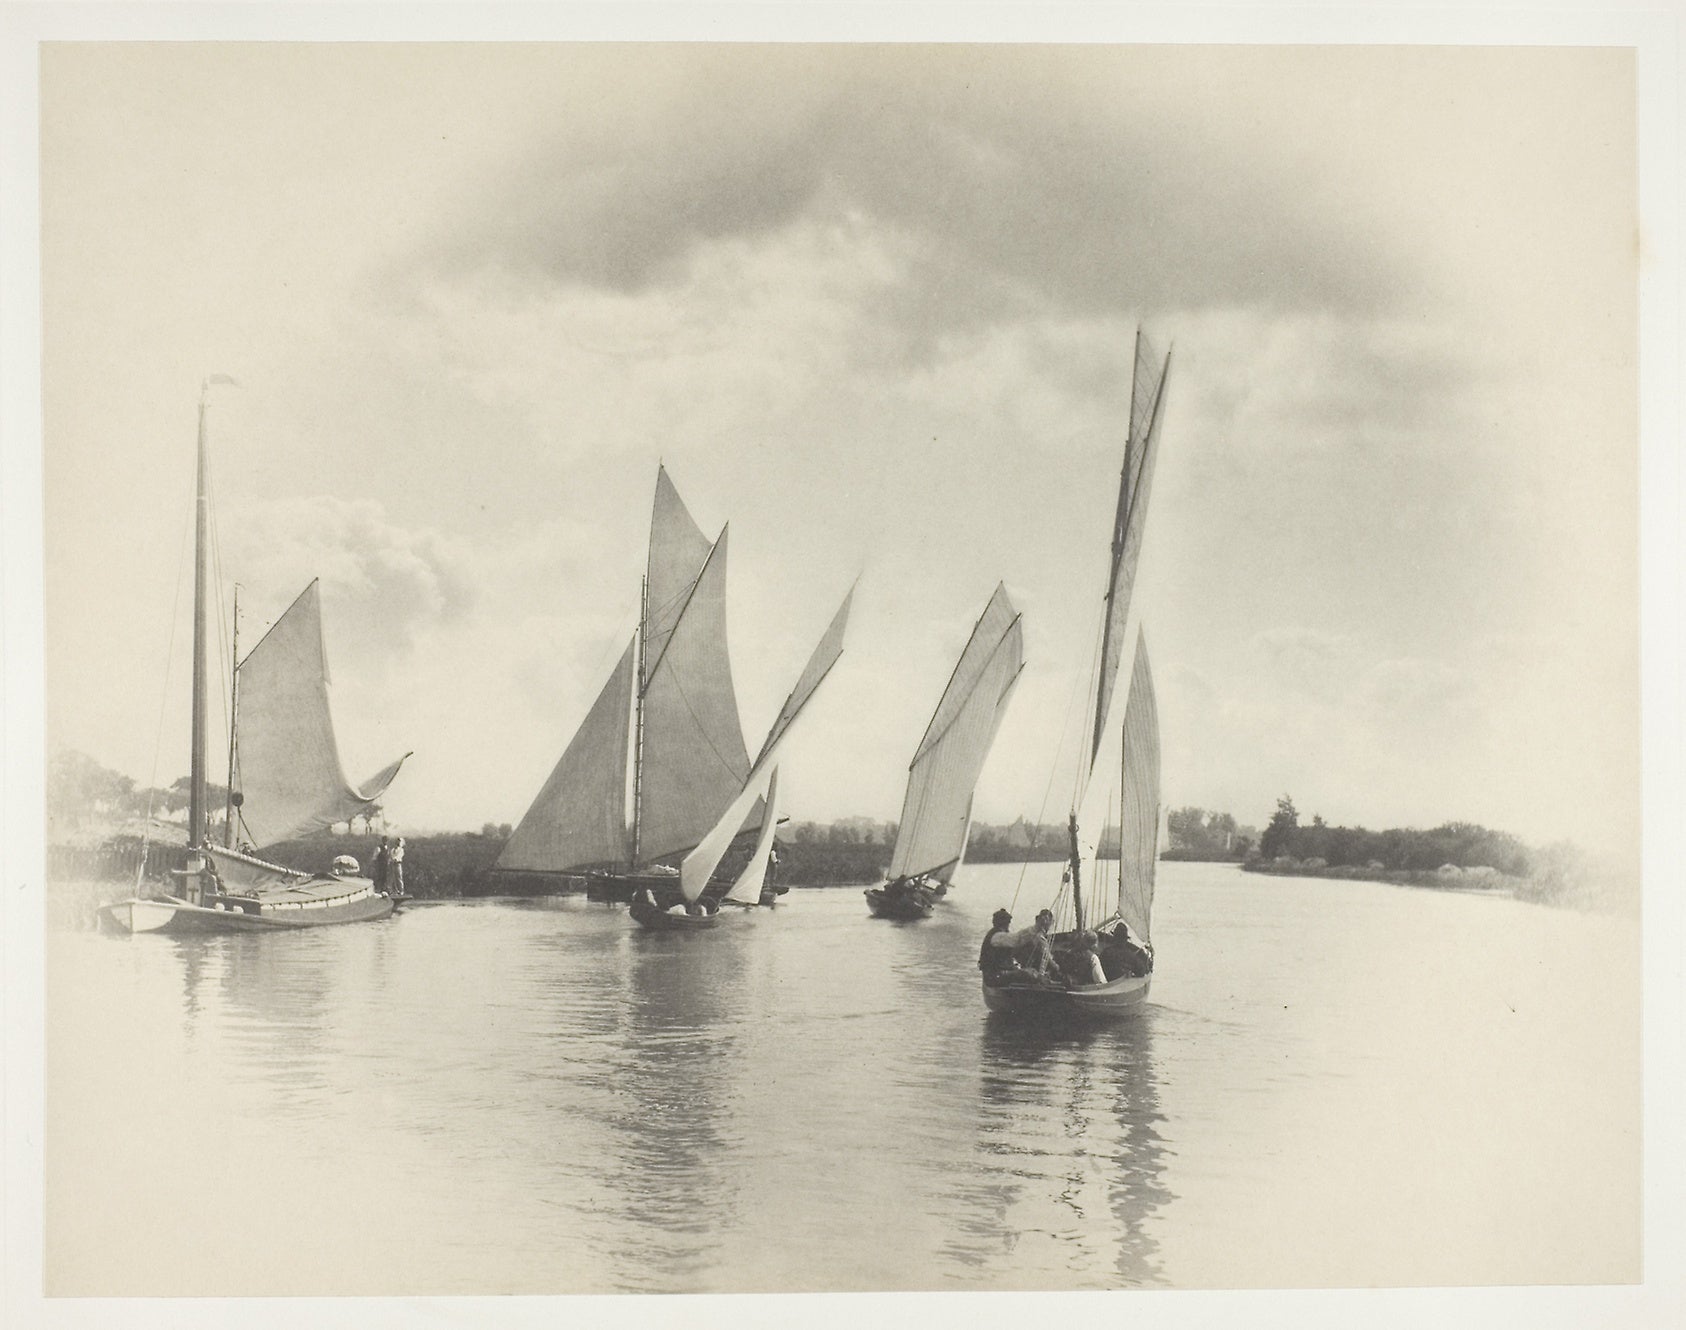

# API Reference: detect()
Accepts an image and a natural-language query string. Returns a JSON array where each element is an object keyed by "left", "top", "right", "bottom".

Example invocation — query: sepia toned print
[{"left": 34, "top": 40, "right": 1641, "bottom": 1301}]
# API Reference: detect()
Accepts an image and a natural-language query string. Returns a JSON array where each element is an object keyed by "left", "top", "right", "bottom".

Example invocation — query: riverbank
[{"left": 1241, "top": 854, "right": 1636, "bottom": 913}]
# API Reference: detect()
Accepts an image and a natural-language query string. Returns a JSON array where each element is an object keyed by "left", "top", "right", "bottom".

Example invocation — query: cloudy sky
[{"left": 37, "top": 42, "right": 1638, "bottom": 857}]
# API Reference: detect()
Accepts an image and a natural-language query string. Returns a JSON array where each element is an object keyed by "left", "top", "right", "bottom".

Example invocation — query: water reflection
[
  {"left": 954, "top": 1010, "right": 1171, "bottom": 1287},
  {"left": 585, "top": 926, "right": 752, "bottom": 1292}
]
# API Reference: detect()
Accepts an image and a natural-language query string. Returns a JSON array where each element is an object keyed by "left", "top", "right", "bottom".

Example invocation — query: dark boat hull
[
  {"left": 864, "top": 882, "right": 935, "bottom": 919},
  {"left": 628, "top": 892, "right": 720, "bottom": 930},
  {"left": 982, "top": 971, "right": 1151, "bottom": 1018}
]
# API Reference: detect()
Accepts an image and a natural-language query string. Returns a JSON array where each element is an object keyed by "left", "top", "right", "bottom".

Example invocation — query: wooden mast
[
  {"left": 630, "top": 574, "right": 648, "bottom": 870},
  {"left": 187, "top": 385, "right": 211, "bottom": 883},
  {"left": 223, "top": 584, "right": 240, "bottom": 847}
]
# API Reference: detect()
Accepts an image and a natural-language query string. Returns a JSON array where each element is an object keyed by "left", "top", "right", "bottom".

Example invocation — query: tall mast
[
  {"left": 223, "top": 584, "right": 240, "bottom": 847},
  {"left": 630, "top": 573, "right": 648, "bottom": 869},
  {"left": 1069, "top": 811, "right": 1085, "bottom": 933},
  {"left": 187, "top": 385, "right": 211, "bottom": 854}
]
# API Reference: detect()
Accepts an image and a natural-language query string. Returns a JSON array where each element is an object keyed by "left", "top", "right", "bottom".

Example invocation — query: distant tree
[{"left": 1259, "top": 794, "right": 1300, "bottom": 861}]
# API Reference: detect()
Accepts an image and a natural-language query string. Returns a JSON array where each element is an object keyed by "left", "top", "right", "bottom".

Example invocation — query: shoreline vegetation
[{"left": 45, "top": 752, "right": 1634, "bottom": 919}]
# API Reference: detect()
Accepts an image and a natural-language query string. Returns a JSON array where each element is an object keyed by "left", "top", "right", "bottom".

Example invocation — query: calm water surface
[{"left": 46, "top": 862, "right": 1640, "bottom": 1295}]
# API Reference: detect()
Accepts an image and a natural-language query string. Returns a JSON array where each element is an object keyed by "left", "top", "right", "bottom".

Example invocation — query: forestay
[
  {"left": 888, "top": 584, "right": 1025, "bottom": 882},
  {"left": 232, "top": 580, "right": 409, "bottom": 848}
]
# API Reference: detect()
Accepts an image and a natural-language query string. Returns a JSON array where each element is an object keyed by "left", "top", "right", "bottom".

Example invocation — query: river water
[{"left": 45, "top": 861, "right": 1639, "bottom": 1296}]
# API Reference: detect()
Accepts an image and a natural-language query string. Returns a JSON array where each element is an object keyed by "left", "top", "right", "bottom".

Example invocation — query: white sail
[
  {"left": 497, "top": 639, "right": 637, "bottom": 873},
  {"left": 1090, "top": 332, "right": 1171, "bottom": 775},
  {"left": 642, "top": 465, "right": 716, "bottom": 688},
  {"left": 1117, "top": 632, "right": 1160, "bottom": 944},
  {"left": 638, "top": 528, "right": 752, "bottom": 862},
  {"left": 888, "top": 584, "right": 1024, "bottom": 881},
  {"left": 681, "top": 587, "right": 854, "bottom": 900},
  {"left": 722, "top": 767, "right": 781, "bottom": 905},
  {"left": 232, "top": 581, "right": 409, "bottom": 848}
]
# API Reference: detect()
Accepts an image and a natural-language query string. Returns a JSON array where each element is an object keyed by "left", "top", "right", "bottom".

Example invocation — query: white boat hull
[{"left": 98, "top": 897, "right": 182, "bottom": 934}]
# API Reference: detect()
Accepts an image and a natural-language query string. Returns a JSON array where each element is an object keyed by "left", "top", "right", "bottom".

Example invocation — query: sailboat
[
  {"left": 97, "top": 380, "right": 410, "bottom": 935},
  {"left": 865, "top": 583, "right": 1024, "bottom": 920},
  {"left": 982, "top": 331, "right": 1171, "bottom": 1018},
  {"left": 496, "top": 466, "right": 851, "bottom": 924},
  {"left": 631, "top": 588, "right": 852, "bottom": 930}
]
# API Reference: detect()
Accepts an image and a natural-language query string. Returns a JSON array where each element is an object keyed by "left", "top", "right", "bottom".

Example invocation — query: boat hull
[
  {"left": 982, "top": 972, "right": 1152, "bottom": 1019},
  {"left": 628, "top": 892, "right": 720, "bottom": 931},
  {"left": 98, "top": 887, "right": 396, "bottom": 935},
  {"left": 864, "top": 879, "right": 937, "bottom": 920}
]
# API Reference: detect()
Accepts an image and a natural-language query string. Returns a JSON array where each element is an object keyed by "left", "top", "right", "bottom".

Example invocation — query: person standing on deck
[
  {"left": 371, "top": 837, "right": 391, "bottom": 893},
  {"left": 389, "top": 837, "right": 405, "bottom": 897}
]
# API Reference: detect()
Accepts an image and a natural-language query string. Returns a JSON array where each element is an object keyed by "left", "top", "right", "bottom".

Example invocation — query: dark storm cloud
[{"left": 429, "top": 47, "right": 1409, "bottom": 338}]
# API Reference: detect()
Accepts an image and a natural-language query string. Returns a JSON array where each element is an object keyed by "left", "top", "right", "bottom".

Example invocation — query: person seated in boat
[
  {"left": 991, "top": 908, "right": 1061, "bottom": 982},
  {"left": 1070, "top": 930, "right": 1108, "bottom": 986},
  {"left": 1099, "top": 922, "right": 1153, "bottom": 978},
  {"left": 978, "top": 909, "right": 1021, "bottom": 980}
]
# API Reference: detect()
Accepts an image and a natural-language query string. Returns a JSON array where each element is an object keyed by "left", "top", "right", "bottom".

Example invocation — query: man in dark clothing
[
  {"left": 978, "top": 908, "right": 1019, "bottom": 980},
  {"left": 370, "top": 837, "right": 391, "bottom": 893}
]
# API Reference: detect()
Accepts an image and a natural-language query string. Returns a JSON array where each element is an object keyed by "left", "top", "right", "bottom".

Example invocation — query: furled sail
[
  {"left": 681, "top": 587, "right": 854, "bottom": 900},
  {"left": 1116, "top": 631, "right": 1160, "bottom": 943},
  {"left": 888, "top": 584, "right": 1025, "bottom": 881},
  {"left": 722, "top": 767, "right": 781, "bottom": 905},
  {"left": 637, "top": 528, "right": 752, "bottom": 862},
  {"left": 1089, "top": 332, "right": 1172, "bottom": 774},
  {"left": 232, "top": 581, "right": 409, "bottom": 848},
  {"left": 497, "top": 639, "right": 636, "bottom": 873}
]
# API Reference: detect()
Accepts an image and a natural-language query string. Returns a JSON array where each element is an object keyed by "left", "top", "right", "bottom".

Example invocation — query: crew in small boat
[
  {"left": 978, "top": 909, "right": 1020, "bottom": 980},
  {"left": 1071, "top": 930, "right": 1107, "bottom": 986},
  {"left": 988, "top": 908, "right": 1060, "bottom": 981}
]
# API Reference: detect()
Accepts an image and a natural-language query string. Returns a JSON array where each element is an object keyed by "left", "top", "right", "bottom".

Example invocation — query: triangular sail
[
  {"left": 722, "top": 767, "right": 781, "bottom": 905},
  {"left": 232, "top": 581, "right": 409, "bottom": 848},
  {"left": 497, "top": 639, "right": 636, "bottom": 873},
  {"left": 643, "top": 466, "right": 715, "bottom": 688},
  {"left": 681, "top": 587, "right": 854, "bottom": 900},
  {"left": 888, "top": 585, "right": 1024, "bottom": 881},
  {"left": 1090, "top": 333, "right": 1171, "bottom": 775},
  {"left": 638, "top": 529, "right": 752, "bottom": 862},
  {"left": 1117, "top": 632, "right": 1160, "bottom": 943},
  {"left": 753, "top": 587, "right": 854, "bottom": 767}
]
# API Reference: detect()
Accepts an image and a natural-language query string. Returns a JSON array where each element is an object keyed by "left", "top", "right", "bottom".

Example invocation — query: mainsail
[
  {"left": 232, "top": 580, "right": 409, "bottom": 848},
  {"left": 681, "top": 587, "right": 854, "bottom": 900},
  {"left": 637, "top": 528, "right": 752, "bottom": 862},
  {"left": 1090, "top": 331, "right": 1172, "bottom": 772},
  {"left": 499, "top": 467, "right": 757, "bottom": 877},
  {"left": 888, "top": 583, "right": 1025, "bottom": 882},
  {"left": 496, "top": 639, "right": 636, "bottom": 873},
  {"left": 1067, "top": 331, "right": 1172, "bottom": 935}
]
